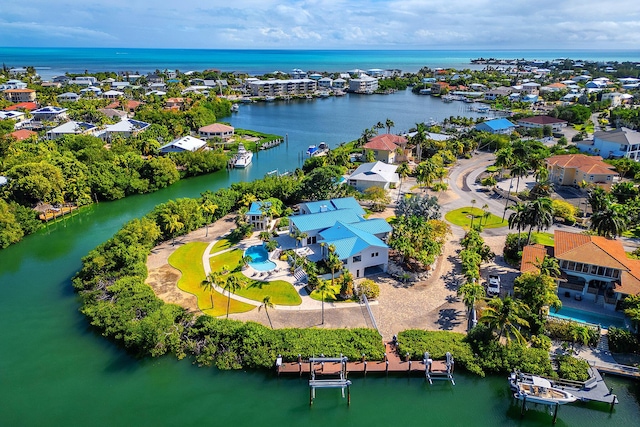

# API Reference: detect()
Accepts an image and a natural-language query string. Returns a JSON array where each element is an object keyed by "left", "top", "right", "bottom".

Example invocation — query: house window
[
  {"left": 352, "top": 255, "right": 362, "bottom": 263},
  {"left": 597, "top": 266, "right": 605, "bottom": 276},
  {"left": 613, "top": 270, "right": 620, "bottom": 279},
  {"left": 591, "top": 265, "right": 598, "bottom": 274},
  {"left": 371, "top": 252, "right": 378, "bottom": 257},
  {"left": 568, "top": 261, "right": 575, "bottom": 270},
  {"left": 589, "top": 175, "right": 594, "bottom": 181},
  {"left": 575, "top": 263, "right": 583, "bottom": 272},
  {"left": 607, "top": 176, "right": 611, "bottom": 181},
  {"left": 582, "top": 264, "right": 590, "bottom": 273}
]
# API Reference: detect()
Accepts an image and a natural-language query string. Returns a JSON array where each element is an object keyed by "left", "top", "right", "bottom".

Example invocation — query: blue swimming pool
[
  {"left": 548, "top": 306, "right": 628, "bottom": 329},
  {"left": 245, "top": 245, "right": 276, "bottom": 272}
]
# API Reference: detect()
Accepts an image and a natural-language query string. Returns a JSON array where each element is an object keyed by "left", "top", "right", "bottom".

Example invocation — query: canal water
[{"left": 1, "top": 91, "right": 639, "bottom": 426}]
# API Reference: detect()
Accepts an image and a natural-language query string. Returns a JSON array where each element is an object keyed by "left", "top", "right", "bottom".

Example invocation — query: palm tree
[
  {"left": 494, "top": 146, "right": 514, "bottom": 179},
  {"left": 200, "top": 199, "right": 218, "bottom": 237},
  {"left": 457, "top": 281, "right": 485, "bottom": 327},
  {"left": 259, "top": 295, "right": 274, "bottom": 328},
  {"left": 241, "top": 255, "right": 253, "bottom": 270},
  {"left": 523, "top": 197, "right": 554, "bottom": 244},
  {"left": 385, "top": 118, "right": 395, "bottom": 134},
  {"left": 200, "top": 272, "right": 220, "bottom": 309},
  {"left": 479, "top": 296, "right": 530, "bottom": 344},
  {"left": 481, "top": 203, "right": 489, "bottom": 227},
  {"left": 510, "top": 161, "right": 529, "bottom": 197},
  {"left": 569, "top": 324, "right": 591, "bottom": 351},
  {"left": 325, "top": 245, "right": 343, "bottom": 288},
  {"left": 533, "top": 256, "right": 561, "bottom": 278},
  {"left": 374, "top": 121, "right": 385, "bottom": 134},
  {"left": 316, "top": 279, "right": 335, "bottom": 325},
  {"left": 590, "top": 206, "right": 628, "bottom": 238},
  {"left": 223, "top": 274, "right": 246, "bottom": 319},
  {"left": 469, "top": 199, "right": 477, "bottom": 228},
  {"left": 508, "top": 203, "right": 527, "bottom": 245},
  {"left": 162, "top": 212, "right": 184, "bottom": 245}
]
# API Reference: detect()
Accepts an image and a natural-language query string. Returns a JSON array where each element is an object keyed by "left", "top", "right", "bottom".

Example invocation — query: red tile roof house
[
  {"left": 362, "top": 134, "right": 408, "bottom": 163},
  {"left": 9, "top": 129, "right": 37, "bottom": 140},
  {"left": 198, "top": 123, "right": 235, "bottom": 141},
  {"left": 521, "top": 230, "right": 640, "bottom": 312},
  {"left": 546, "top": 154, "right": 620, "bottom": 190},
  {"left": 4, "top": 102, "right": 38, "bottom": 111},
  {"left": 517, "top": 115, "right": 568, "bottom": 132},
  {"left": 105, "top": 100, "right": 142, "bottom": 113}
]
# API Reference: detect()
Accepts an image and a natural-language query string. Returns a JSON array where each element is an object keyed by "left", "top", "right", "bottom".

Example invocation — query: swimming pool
[
  {"left": 548, "top": 306, "right": 628, "bottom": 329},
  {"left": 245, "top": 245, "right": 276, "bottom": 272}
]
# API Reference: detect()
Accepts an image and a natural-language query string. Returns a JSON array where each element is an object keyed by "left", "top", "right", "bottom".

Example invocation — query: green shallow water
[{"left": 1, "top": 96, "right": 639, "bottom": 426}]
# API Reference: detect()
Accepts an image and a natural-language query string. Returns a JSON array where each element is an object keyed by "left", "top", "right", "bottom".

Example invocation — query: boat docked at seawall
[
  {"left": 232, "top": 144, "right": 253, "bottom": 168},
  {"left": 509, "top": 373, "right": 577, "bottom": 405},
  {"left": 306, "top": 141, "right": 329, "bottom": 157}
]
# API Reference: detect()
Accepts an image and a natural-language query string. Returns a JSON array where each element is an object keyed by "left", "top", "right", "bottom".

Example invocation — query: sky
[{"left": 1, "top": 0, "right": 640, "bottom": 50}]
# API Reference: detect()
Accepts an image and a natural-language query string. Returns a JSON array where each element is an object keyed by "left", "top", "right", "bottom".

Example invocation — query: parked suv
[{"left": 487, "top": 275, "right": 501, "bottom": 296}]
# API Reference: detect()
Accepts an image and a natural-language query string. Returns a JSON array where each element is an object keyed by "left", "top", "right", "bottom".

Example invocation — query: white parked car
[{"left": 487, "top": 275, "right": 501, "bottom": 296}]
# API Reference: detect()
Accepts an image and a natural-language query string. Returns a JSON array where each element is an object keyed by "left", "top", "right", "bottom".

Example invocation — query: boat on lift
[{"left": 509, "top": 373, "right": 577, "bottom": 405}]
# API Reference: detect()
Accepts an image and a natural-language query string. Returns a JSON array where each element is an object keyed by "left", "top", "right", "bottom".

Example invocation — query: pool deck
[
  {"left": 553, "top": 294, "right": 627, "bottom": 329},
  {"left": 202, "top": 233, "right": 374, "bottom": 312}
]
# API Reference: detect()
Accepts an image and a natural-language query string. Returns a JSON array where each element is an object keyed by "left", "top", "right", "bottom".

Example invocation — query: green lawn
[
  {"left": 445, "top": 207, "right": 508, "bottom": 229},
  {"left": 228, "top": 272, "right": 301, "bottom": 305},
  {"left": 574, "top": 123, "right": 595, "bottom": 134},
  {"left": 168, "top": 242, "right": 255, "bottom": 317},
  {"left": 210, "top": 249, "right": 243, "bottom": 272},
  {"left": 529, "top": 232, "right": 555, "bottom": 246},
  {"left": 211, "top": 238, "right": 233, "bottom": 254},
  {"left": 309, "top": 283, "right": 342, "bottom": 302}
]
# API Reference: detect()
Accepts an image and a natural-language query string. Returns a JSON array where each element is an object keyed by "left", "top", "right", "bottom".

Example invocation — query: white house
[
  {"left": 347, "top": 161, "right": 399, "bottom": 191},
  {"left": 57, "top": 92, "right": 81, "bottom": 102},
  {"left": 46, "top": 121, "right": 98, "bottom": 139},
  {"left": 101, "top": 118, "right": 150, "bottom": 139},
  {"left": 32, "top": 106, "right": 68, "bottom": 122},
  {"left": 577, "top": 127, "right": 640, "bottom": 160},
  {"left": 198, "top": 123, "right": 235, "bottom": 140},
  {"left": 288, "top": 197, "right": 392, "bottom": 278},
  {"left": 159, "top": 135, "right": 207, "bottom": 153},
  {"left": 103, "top": 90, "right": 124, "bottom": 100},
  {"left": 348, "top": 76, "right": 378, "bottom": 94}
]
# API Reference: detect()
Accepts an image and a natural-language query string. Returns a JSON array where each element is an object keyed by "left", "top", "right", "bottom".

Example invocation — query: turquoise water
[
  {"left": 245, "top": 244, "right": 276, "bottom": 271},
  {"left": 2, "top": 47, "right": 639, "bottom": 78},
  {"left": 549, "top": 306, "right": 628, "bottom": 329}
]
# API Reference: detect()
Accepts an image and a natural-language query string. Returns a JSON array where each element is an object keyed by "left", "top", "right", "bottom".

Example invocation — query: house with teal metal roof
[
  {"left": 289, "top": 197, "right": 390, "bottom": 277},
  {"left": 245, "top": 201, "right": 273, "bottom": 230},
  {"left": 474, "top": 118, "right": 516, "bottom": 135}
]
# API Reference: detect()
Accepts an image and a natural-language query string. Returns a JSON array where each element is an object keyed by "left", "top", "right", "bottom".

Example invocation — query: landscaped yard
[
  {"left": 210, "top": 248, "right": 243, "bottom": 272},
  {"left": 445, "top": 207, "right": 508, "bottom": 229},
  {"left": 227, "top": 272, "right": 302, "bottom": 305},
  {"left": 168, "top": 242, "right": 255, "bottom": 317},
  {"left": 529, "top": 232, "right": 554, "bottom": 246}
]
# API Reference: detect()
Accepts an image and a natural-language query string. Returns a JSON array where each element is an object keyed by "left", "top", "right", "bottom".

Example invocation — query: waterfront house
[
  {"left": 521, "top": 230, "right": 640, "bottom": 311},
  {"left": 46, "top": 121, "right": 98, "bottom": 139},
  {"left": 198, "top": 123, "right": 235, "bottom": 141},
  {"left": 348, "top": 76, "right": 378, "bottom": 94},
  {"left": 362, "top": 134, "right": 408, "bottom": 164},
  {"left": 546, "top": 154, "right": 619, "bottom": 190},
  {"left": 318, "top": 77, "right": 333, "bottom": 89},
  {"left": 3, "top": 89, "right": 36, "bottom": 103},
  {"left": 245, "top": 201, "right": 274, "bottom": 231},
  {"left": 0, "top": 80, "right": 28, "bottom": 90},
  {"left": 517, "top": 116, "right": 568, "bottom": 132},
  {"left": 248, "top": 78, "right": 317, "bottom": 96},
  {"left": 52, "top": 75, "right": 70, "bottom": 84},
  {"left": 475, "top": 118, "right": 516, "bottom": 134},
  {"left": 67, "top": 76, "right": 98, "bottom": 86},
  {"left": 577, "top": 127, "right": 640, "bottom": 160},
  {"left": 332, "top": 78, "right": 348, "bottom": 90},
  {"left": 288, "top": 197, "right": 392, "bottom": 278},
  {"left": 347, "top": 161, "right": 400, "bottom": 191},
  {"left": 159, "top": 135, "right": 207, "bottom": 153},
  {"left": 147, "top": 74, "right": 164, "bottom": 84}
]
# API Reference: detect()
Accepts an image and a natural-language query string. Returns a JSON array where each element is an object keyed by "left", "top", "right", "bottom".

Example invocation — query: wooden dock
[{"left": 276, "top": 342, "right": 454, "bottom": 378}]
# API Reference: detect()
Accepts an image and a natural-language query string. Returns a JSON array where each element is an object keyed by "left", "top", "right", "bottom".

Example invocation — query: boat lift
[
  {"left": 424, "top": 352, "right": 455, "bottom": 385},
  {"left": 308, "top": 356, "right": 352, "bottom": 405}
]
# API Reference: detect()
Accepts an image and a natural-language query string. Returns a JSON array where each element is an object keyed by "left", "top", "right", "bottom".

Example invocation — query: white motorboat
[
  {"left": 231, "top": 103, "right": 239, "bottom": 112},
  {"left": 264, "top": 96, "right": 276, "bottom": 102},
  {"left": 233, "top": 144, "right": 253, "bottom": 168},
  {"left": 509, "top": 373, "right": 577, "bottom": 405}
]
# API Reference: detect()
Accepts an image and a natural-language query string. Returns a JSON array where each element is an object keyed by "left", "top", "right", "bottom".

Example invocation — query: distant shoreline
[{"left": 2, "top": 47, "right": 639, "bottom": 79}]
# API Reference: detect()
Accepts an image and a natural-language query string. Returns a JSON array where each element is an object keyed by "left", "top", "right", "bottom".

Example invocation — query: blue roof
[
  {"left": 476, "top": 118, "right": 515, "bottom": 131},
  {"left": 290, "top": 209, "right": 364, "bottom": 232},
  {"left": 301, "top": 197, "right": 365, "bottom": 215},
  {"left": 247, "top": 201, "right": 270, "bottom": 216},
  {"left": 319, "top": 222, "right": 388, "bottom": 258},
  {"left": 348, "top": 218, "right": 392, "bottom": 235}
]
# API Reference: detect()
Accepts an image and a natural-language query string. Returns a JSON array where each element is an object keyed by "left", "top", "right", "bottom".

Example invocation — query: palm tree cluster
[
  {"left": 587, "top": 186, "right": 629, "bottom": 239},
  {"left": 508, "top": 197, "right": 554, "bottom": 246}
]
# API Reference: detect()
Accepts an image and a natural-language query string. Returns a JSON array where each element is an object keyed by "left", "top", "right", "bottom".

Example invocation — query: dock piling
[{"left": 552, "top": 402, "right": 559, "bottom": 424}]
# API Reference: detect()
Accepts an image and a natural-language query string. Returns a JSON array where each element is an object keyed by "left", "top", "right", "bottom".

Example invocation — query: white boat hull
[{"left": 510, "top": 374, "right": 577, "bottom": 405}]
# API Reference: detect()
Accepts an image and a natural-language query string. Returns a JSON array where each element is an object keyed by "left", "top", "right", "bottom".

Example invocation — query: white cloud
[{"left": 1, "top": 0, "right": 640, "bottom": 49}]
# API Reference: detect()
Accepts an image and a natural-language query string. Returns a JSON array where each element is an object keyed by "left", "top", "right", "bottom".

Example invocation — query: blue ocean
[{"left": 1, "top": 47, "right": 639, "bottom": 78}]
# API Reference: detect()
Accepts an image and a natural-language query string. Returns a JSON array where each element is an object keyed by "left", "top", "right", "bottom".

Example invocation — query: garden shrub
[
  {"left": 608, "top": 327, "right": 639, "bottom": 354},
  {"left": 545, "top": 318, "right": 599, "bottom": 346},
  {"left": 556, "top": 355, "right": 590, "bottom": 381},
  {"left": 356, "top": 279, "right": 380, "bottom": 299}
]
